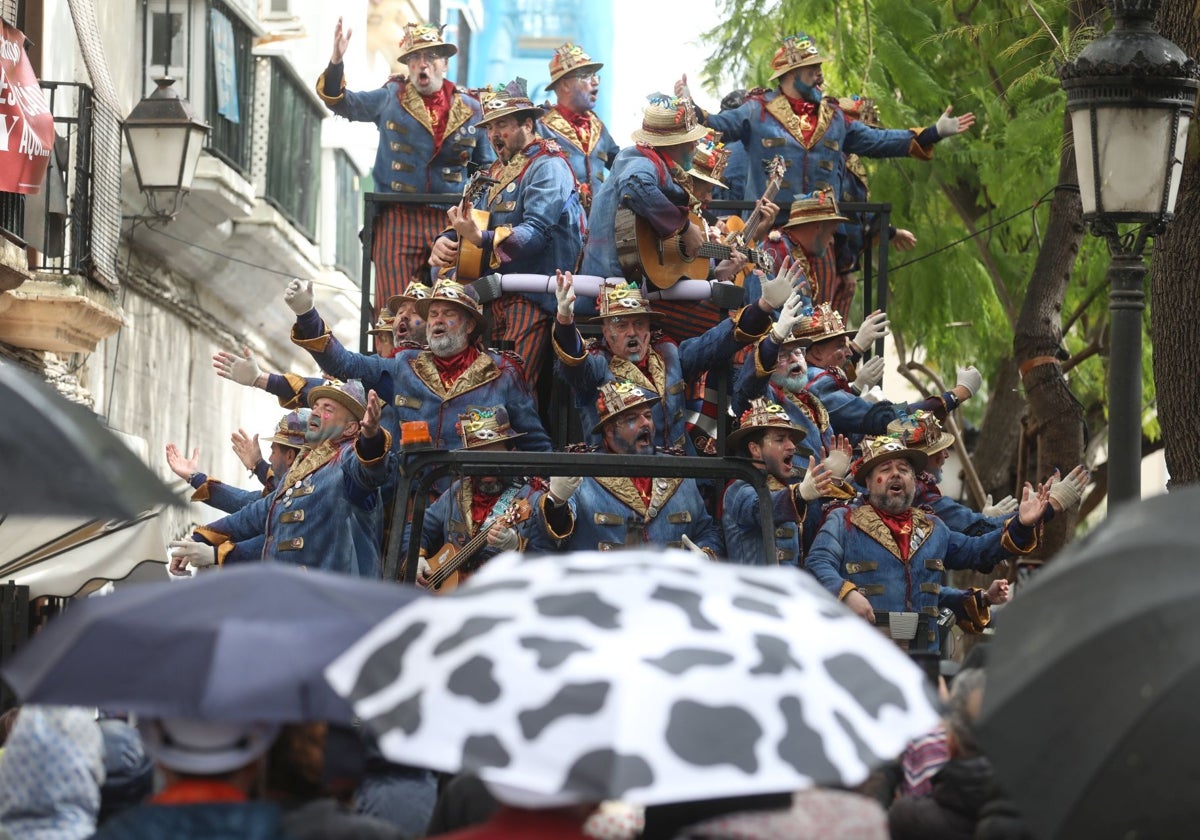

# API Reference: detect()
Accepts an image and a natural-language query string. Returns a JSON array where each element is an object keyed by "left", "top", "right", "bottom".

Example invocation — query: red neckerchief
[
  {"left": 555, "top": 104, "right": 591, "bottom": 146},
  {"left": 420, "top": 80, "right": 456, "bottom": 149},
  {"left": 782, "top": 92, "right": 820, "bottom": 144},
  {"left": 871, "top": 504, "right": 914, "bottom": 562},
  {"left": 432, "top": 344, "right": 480, "bottom": 387},
  {"left": 632, "top": 476, "right": 653, "bottom": 507},
  {"left": 151, "top": 780, "right": 248, "bottom": 805},
  {"left": 470, "top": 488, "right": 499, "bottom": 527}
]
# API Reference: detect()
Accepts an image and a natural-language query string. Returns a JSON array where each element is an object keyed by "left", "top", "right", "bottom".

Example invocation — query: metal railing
[
  {"left": 332, "top": 149, "right": 362, "bottom": 285},
  {"left": 264, "top": 55, "right": 323, "bottom": 241},
  {"left": 204, "top": 0, "right": 257, "bottom": 175}
]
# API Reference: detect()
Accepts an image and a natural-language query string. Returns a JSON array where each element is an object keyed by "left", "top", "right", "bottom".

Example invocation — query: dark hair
[
  {"left": 98, "top": 719, "right": 155, "bottom": 824},
  {"left": 720, "top": 89, "right": 748, "bottom": 111}
]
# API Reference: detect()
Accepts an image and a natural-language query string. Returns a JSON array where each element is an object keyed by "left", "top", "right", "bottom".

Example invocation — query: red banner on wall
[{"left": 0, "top": 21, "right": 54, "bottom": 194}]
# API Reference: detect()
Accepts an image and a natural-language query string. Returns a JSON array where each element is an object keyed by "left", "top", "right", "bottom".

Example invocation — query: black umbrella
[
  {"left": 0, "top": 361, "right": 179, "bottom": 517},
  {"left": 976, "top": 486, "right": 1200, "bottom": 839},
  {"left": 1, "top": 562, "right": 425, "bottom": 723}
]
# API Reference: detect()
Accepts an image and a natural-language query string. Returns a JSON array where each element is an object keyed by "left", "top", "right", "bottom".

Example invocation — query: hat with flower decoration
[
  {"left": 397, "top": 22, "right": 457, "bottom": 63},
  {"left": 769, "top": 32, "right": 825, "bottom": 81},
  {"left": 386, "top": 280, "right": 433, "bottom": 315},
  {"left": 548, "top": 42, "right": 604, "bottom": 87},
  {"left": 587, "top": 281, "right": 664, "bottom": 323},
  {"left": 456, "top": 405, "right": 526, "bottom": 450},
  {"left": 687, "top": 130, "right": 731, "bottom": 189},
  {"left": 265, "top": 408, "right": 311, "bottom": 449},
  {"left": 631, "top": 92, "right": 709, "bottom": 147},
  {"left": 477, "top": 78, "right": 545, "bottom": 127},
  {"left": 367, "top": 311, "right": 395, "bottom": 337},
  {"left": 889, "top": 410, "right": 954, "bottom": 456},
  {"left": 839, "top": 94, "right": 883, "bottom": 128},
  {"left": 727, "top": 397, "right": 815, "bottom": 456},
  {"left": 853, "top": 434, "right": 929, "bottom": 482},
  {"left": 782, "top": 189, "right": 849, "bottom": 228},
  {"left": 307, "top": 379, "right": 368, "bottom": 419},
  {"left": 792, "top": 301, "right": 856, "bottom": 346},
  {"left": 592, "top": 380, "right": 662, "bottom": 435},
  {"left": 414, "top": 279, "right": 486, "bottom": 332}
]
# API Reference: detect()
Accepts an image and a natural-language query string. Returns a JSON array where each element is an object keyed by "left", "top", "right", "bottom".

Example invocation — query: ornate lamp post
[
  {"left": 1060, "top": 0, "right": 1199, "bottom": 507},
  {"left": 122, "top": 77, "right": 210, "bottom": 219}
]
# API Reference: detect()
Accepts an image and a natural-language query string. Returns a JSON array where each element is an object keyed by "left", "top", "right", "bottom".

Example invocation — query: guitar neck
[
  {"left": 434, "top": 527, "right": 492, "bottom": 583},
  {"left": 741, "top": 181, "right": 784, "bottom": 242}
]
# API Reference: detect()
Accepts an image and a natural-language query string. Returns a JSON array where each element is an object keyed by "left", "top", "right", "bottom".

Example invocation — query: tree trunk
[
  {"left": 970, "top": 358, "right": 1024, "bottom": 501},
  {"left": 1151, "top": 3, "right": 1200, "bottom": 488}
]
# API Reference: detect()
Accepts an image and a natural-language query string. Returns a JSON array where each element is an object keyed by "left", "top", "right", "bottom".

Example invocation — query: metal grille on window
[
  {"left": 264, "top": 55, "right": 323, "bottom": 242},
  {"left": 333, "top": 149, "right": 362, "bottom": 285},
  {"left": 206, "top": 0, "right": 255, "bottom": 174}
]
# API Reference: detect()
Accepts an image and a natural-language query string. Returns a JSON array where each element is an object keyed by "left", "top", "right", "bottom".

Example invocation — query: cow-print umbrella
[{"left": 325, "top": 550, "right": 939, "bottom": 806}]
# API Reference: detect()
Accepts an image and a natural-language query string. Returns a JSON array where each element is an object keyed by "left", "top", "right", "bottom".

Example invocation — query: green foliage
[{"left": 701, "top": 0, "right": 1135, "bottom": 435}]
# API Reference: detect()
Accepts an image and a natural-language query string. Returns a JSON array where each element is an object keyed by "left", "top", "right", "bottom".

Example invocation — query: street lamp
[
  {"left": 122, "top": 77, "right": 210, "bottom": 219},
  {"left": 1060, "top": 0, "right": 1199, "bottom": 507}
]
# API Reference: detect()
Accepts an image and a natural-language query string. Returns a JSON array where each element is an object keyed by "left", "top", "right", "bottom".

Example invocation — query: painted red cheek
[{"left": 876, "top": 477, "right": 884, "bottom": 484}]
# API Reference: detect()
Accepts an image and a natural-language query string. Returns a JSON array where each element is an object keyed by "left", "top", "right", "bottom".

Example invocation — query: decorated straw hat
[
  {"left": 477, "top": 78, "right": 545, "bottom": 127},
  {"left": 631, "top": 93, "right": 709, "bottom": 147},
  {"left": 386, "top": 280, "right": 433, "bottom": 315},
  {"left": 265, "top": 408, "right": 311, "bottom": 449},
  {"left": 726, "top": 398, "right": 815, "bottom": 456},
  {"left": 588, "top": 281, "right": 664, "bottom": 323},
  {"left": 782, "top": 189, "right": 849, "bottom": 228},
  {"left": 592, "top": 380, "right": 662, "bottom": 435},
  {"left": 838, "top": 94, "right": 883, "bottom": 128},
  {"left": 414, "top": 279, "right": 486, "bottom": 331},
  {"left": 687, "top": 130, "right": 731, "bottom": 189},
  {"left": 889, "top": 410, "right": 954, "bottom": 456},
  {"left": 307, "top": 379, "right": 368, "bottom": 420},
  {"left": 769, "top": 33, "right": 825, "bottom": 81},
  {"left": 548, "top": 42, "right": 603, "bottom": 87},
  {"left": 793, "top": 302, "right": 856, "bottom": 346},
  {"left": 397, "top": 22, "right": 457, "bottom": 63},
  {"left": 853, "top": 435, "right": 929, "bottom": 482},
  {"left": 456, "top": 405, "right": 526, "bottom": 450},
  {"left": 367, "top": 312, "right": 395, "bottom": 336}
]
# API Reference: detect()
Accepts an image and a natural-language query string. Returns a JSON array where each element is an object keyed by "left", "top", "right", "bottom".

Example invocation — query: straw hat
[
  {"left": 588, "top": 281, "right": 664, "bottom": 323},
  {"left": 397, "top": 22, "right": 457, "bottom": 63},
  {"left": 792, "top": 302, "right": 856, "bottom": 346},
  {"left": 853, "top": 435, "right": 929, "bottom": 482},
  {"left": 631, "top": 93, "right": 709, "bottom": 147},
  {"left": 782, "top": 189, "right": 849, "bottom": 228},
  {"left": 307, "top": 379, "right": 368, "bottom": 419},
  {"left": 367, "top": 312, "right": 394, "bottom": 337},
  {"left": 726, "top": 398, "right": 814, "bottom": 456},
  {"left": 687, "top": 130, "right": 731, "bottom": 189},
  {"left": 769, "top": 33, "right": 825, "bottom": 81},
  {"left": 265, "top": 408, "right": 311, "bottom": 449},
  {"left": 414, "top": 279, "right": 486, "bottom": 332},
  {"left": 548, "top": 42, "right": 603, "bottom": 88},
  {"left": 592, "top": 380, "right": 661, "bottom": 435},
  {"left": 477, "top": 78, "right": 545, "bottom": 127},
  {"left": 386, "top": 280, "right": 433, "bottom": 315},
  {"left": 889, "top": 410, "right": 954, "bottom": 456},
  {"left": 456, "top": 406, "right": 526, "bottom": 449},
  {"left": 839, "top": 94, "right": 883, "bottom": 128}
]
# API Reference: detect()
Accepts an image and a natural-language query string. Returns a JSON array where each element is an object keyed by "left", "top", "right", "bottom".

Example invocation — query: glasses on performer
[{"left": 569, "top": 71, "right": 599, "bottom": 83}]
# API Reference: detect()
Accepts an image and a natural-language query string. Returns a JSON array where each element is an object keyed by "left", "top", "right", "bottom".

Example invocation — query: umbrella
[
  {"left": 0, "top": 362, "right": 179, "bottom": 518},
  {"left": 325, "top": 549, "right": 938, "bottom": 806},
  {"left": 976, "top": 486, "right": 1200, "bottom": 839},
  {"left": 0, "top": 510, "right": 167, "bottom": 598},
  {"left": 1, "top": 562, "right": 425, "bottom": 723}
]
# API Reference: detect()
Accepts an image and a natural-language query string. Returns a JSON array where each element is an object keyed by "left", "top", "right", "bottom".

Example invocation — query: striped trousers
[
  {"left": 371, "top": 204, "right": 446, "bottom": 312},
  {"left": 490, "top": 295, "right": 553, "bottom": 403}
]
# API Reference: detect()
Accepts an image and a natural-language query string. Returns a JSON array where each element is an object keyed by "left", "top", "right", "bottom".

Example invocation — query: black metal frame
[{"left": 385, "top": 450, "right": 782, "bottom": 582}]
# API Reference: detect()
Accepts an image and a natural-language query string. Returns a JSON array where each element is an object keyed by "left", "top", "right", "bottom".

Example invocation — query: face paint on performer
[{"left": 407, "top": 51, "right": 448, "bottom": 96}]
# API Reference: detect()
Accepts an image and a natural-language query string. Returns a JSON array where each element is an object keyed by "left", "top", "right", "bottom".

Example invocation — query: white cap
[{"left": 139, "top": 718, "right": 279, "bottom": 776}]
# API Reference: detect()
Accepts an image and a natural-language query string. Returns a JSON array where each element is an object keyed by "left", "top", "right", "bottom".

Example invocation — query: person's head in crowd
[
  {"left": 457, "top": 406, "right": 525, "bottom": 496},
  {"left": 592, "top": 282, "right": 662, "bottom": 364},
  {"left": 548, "top": 43, "right": 602, "bottom": 114},
  {"left": 781, "top": 190, "right": 847, "bottom": 259},
  {"left": 387, "top": 280, "right": 432, "bottom": 346},
  {"left": 97, "top": 718, "right": 155, "bottom": 825},
  {"left": 478, "top": 79, "right": 544, "bottom": 163},
  {"left": 594, "top": 381, "right": 660, "bottom": 456},
  {"left": 415, "top": 280, "right": 486, "bottom": 357},
  {"left": 771, "top": 340, "right": 809, "bottom": 392},
  {"left": 720, "top": 88, "right": 748, "bottom": 112},
  {"left": 729, "top": 398, "right": 811, "bottom": 484},
  {"left": 632, "top": 92, "right": 709, "bottom": 169},
  {"left": 305, "top": 380, "right": 367, "bottom": 446},
  {"left": 770, "top": 33, "right": 825, "bottom": 104},
  {"left": 265, "top": 408, "right": 309, "bottom": 477},
  {"left": 856, "top": 436, "right": 928, "bottom": 513},
  {"left": 368, "top": 311, "right": 396, "bottom": 358},
  {"left": 139, "top": 717, "right": 279, "bottom": 797},
  {"left": 944, "top": 667, "right": 987, "bottom": 758},
  {"left": 792, "top": 303, "right": 855, "bottom": 371},
  {"left": 397, "top": 23, "right": 456, "bottom": 97},
  {"left": 686, "top": 130, "right": 730, "bottom": 207}
]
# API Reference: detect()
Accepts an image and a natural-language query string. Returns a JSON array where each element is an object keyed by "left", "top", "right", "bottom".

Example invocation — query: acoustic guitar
[
  {"left": 422, "top": 498, "right": 532, "bottom": 594},
  {"left": 454, "top": 170, "right": 500, "bottom": 282},
  {"left": 724, "top": 156, "right": 788, "bottom": 287},
  {"left": 615, "top": 209, "right": 776, "bottom": 290}
]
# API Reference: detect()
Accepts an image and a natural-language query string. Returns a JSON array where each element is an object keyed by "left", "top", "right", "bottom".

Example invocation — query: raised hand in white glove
[
  {"left": 554, "top": 270, "right": 576, "bottom": 322},
  {"left": 982, "top": 494, "right": 1019, "bottom": 518},
  {"left": 934, "top": 106, "right": 975, "bottom": 138},
  {"left": 548, "top": 475, "right": 583, "bottom": 505},
  {"left": 284, "top": 278, "right": 314, "bottom": 316},
  {"left": 956, "top": 366, "right": 983, "bottom": 398},
  {"left": 851, "top": 310, "right": 890, "bottom": 353},
  {"left": 1048, "top": 464, "right": 1089, "bottom": 512},
  {"left": 674, "top": 74, "right": 692, "bottom": 102},
  {"left": 759, "top": 256, "right": 805, "bottom": 310},
  {"left": 487, "top": 524, "right": 520, "bottom": 553},
  {"left": 770, "top": 291, "right": 807, "bottom": 343},
  {"left": 168, "top": 540, "right": 216, "bottom": 576},
  {"left": 860, "top": 385, "right": 885, "bottom": 404},
  {"left": 680, "top": 533, "right": 710, "bottom": 558},
  {"left": 854, "top": 356, "right": 886, "bottom": 393},
  {"left": 795, "top": 456, "right": 834, "bottom": 502},
  {"left": 821, "top": 435, "right": 853, "bottom": 481},
  {"left": 212, "top": 347, "right": 262, "bottom": 387}
]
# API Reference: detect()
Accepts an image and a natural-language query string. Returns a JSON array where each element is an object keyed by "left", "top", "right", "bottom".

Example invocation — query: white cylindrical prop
[{"left": 496, "top": 274, "right": 718, "bottom": 301}]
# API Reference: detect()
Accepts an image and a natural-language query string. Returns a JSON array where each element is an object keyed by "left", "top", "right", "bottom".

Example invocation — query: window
[
  {"left": 204, "top": 0, "right": 255, "bottom": 173},
  {"left": 333, "top": 149, "right": 361, "bottom": 285},
  {"left": 264, "top": 55, "right": 323, "bottom": 241},
  {"left": 143, "top": 0, "right": 203, "bottom": 97}
]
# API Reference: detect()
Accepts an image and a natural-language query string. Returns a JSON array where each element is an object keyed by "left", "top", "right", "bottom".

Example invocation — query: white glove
[
  {"left": 796, "top": 469, "right": 824, "bottom": 502},
  {"left": 284, "top": 278, "right": 314, "bottom": 316},
  {"left": 760, "top": 258, "right": 805, "bottom": 310},
  {"left": 823, "top": 449, "right": 852, "bottom": 481},
  {"left": 936, "top": 108, "right": 963, "bottom": 138},
  {"left": 956, "top": 366, "right": 983, "bottom": 398},
  {"left": 982, "top": 494, "right": 1019, "bottom": 517},
  {"left": 548, "top": 475, "right": 583, "bottom": 505},
  {"left": 417, "top": 556, "right": 432, "bottom": 583},
  {"left": 217, "top": 347, "right": 261, "bottom": 387},
  {"left": 168, "top": 540, "right": 216, "bottom": 575},
  {"left": 555, "top": 273, "right": 576, "bottom": 320},
  {"left": 852, "top": 310, "right": 890, "bottom": 352},
  {"left": 860, "top": 385, "right": 885, "bottom": 404},
  {"left": 1048, "top": 466, "right": 1088, "bottom": 511},
  {"left": 853, "top": 356, "right": 886, "bottom": 393},
  {"left": 770, "top": 292, "right": 806, "bottom": 343},
  {"left": 680, "top": 534, "right": 709, "bottom": 558},
  {"left": 490, "top": 526, "right": 519, "bottom": 553}
]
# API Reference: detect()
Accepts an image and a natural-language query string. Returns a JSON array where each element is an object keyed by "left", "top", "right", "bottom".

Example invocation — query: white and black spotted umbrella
[{"left": 325, "top": 550, "right": 938, "bottom": 806}]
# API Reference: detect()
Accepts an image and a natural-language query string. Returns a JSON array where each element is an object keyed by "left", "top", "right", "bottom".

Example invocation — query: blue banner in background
[{"left": 210, "top": 8, "right": 239, "bottom": 123}]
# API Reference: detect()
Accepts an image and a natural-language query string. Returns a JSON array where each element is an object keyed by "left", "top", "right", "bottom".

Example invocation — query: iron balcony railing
[
  {"left": 263, "top": 54, "right": 323, "bottom": 241},
  {"left": 205, "top": 0, "right": 257, "bottom": 175}
]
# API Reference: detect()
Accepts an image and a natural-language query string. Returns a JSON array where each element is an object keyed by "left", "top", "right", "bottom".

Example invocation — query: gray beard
[
  {"left": 770, "top": 371, "right": 808, "bottom": 392},
  {"left": 429, "top": 331, "right": 468, "bottom": 357},
  {"left": 870, "top": 488, "right": 915, "bottom": 515},
  {"left": 477, "top": 477, "right": 506, "bottom": 496}
]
